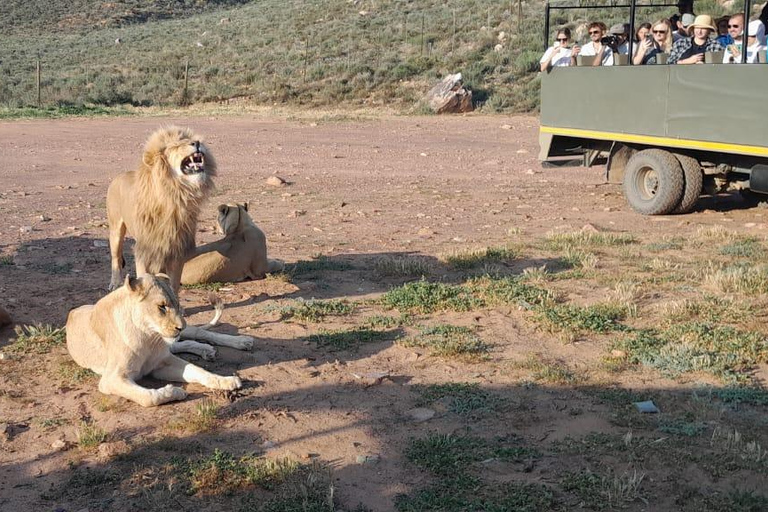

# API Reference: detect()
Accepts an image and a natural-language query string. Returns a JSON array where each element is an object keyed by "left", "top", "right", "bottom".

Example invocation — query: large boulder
[{"left": 424, "top": 73, "right": 474, "bottom": 114}]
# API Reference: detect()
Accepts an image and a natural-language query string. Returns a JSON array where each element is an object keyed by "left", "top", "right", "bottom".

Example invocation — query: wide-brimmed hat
[{"left": 691, "top": 14, "right": 716, "bottom": 31}]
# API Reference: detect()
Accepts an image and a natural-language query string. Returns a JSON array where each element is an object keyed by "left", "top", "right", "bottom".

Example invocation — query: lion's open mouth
[{"left": 181, "top": 152, "right": 205, "bottom": 175}]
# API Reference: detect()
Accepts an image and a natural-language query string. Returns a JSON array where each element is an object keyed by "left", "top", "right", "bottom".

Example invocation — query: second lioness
[{"left": 182, "top": 203, "right": 284, "bottom": 285}]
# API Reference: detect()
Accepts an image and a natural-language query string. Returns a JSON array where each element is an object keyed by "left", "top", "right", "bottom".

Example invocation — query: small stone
[
  {"left": 356, "top": 454, "right": 381, "bottom": 464},
  {"left": 290, "top": 210, "right": 307, "bottom": 217},
  {"left": 525, "top": 169, "right": 535, "bottom": 175},
  {"left": 633, "top": 400, "right": 660, "bottom": 414},
  {"left": 516, "top": 149, "right": 529, "bottom": 154},
  {"left": 266, "top": 176, "right": 287, "bottom": 187},
  {"left": 19, "top": 226, "right": 32, "bottom": 233},
  {"left": 581, "top": 223, "right": 600, "bottom": 233},
  {"left": 51, "top": 439, "right": 68, "bottom": 451},
  {"left": 501, "top": 124, "right": 512, "bottom": 130},
  {"left": 610, "top": 349, "right": 627, "bottom": 358},
  {"left": 93, "top": 240, "right": 108, "bottom": 248},
  {"left": 261, "top": 440, "right": 277, "bottom": 449},
  {"left": 417, "top": 228, "right": 434, "bottom": 236},
  {"left": 406, "top": 407, "right": 436, "bottom": 423},
  {"left": 38, "top": 215, "right": 51, "bottom": 222}
]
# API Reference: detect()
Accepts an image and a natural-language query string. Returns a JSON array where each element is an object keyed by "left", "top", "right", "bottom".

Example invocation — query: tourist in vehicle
[
  {"left": 633, "top": 19, "right": 674, "bottom": 64},
  {"left": 673, "top": 13, "right": 695, "bottom": 41},
  {"left": 724, "top": 19, "right": 766, "bottom": 63},
  {"left": 725, "top": 13, "right": 745, "bottom": 49},
  {"left": 540, "top": 28, "right": 575, "bottom": 71},
  {"left": 716, "top": 15, "right": 734, "bottom": 46},
  {"left": 668, "top": 14, "right": 724, "bottom": 64},
  {"left": 609, "top": 23, "right": 631, "bottom": 54},
  {"left": 633, "top": 22, "right": 652, "bottom": 47},
  {"left": 572, "top": 22, "right": 613, "bottom": 66}
]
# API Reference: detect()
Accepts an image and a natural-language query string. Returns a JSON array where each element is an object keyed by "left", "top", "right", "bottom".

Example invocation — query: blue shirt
[{"left": 716, "top": 34, "right": 734, "bottom": 46}]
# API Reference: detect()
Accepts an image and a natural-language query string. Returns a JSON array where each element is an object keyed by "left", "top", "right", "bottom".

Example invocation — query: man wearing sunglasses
[{"left": 572, "top": 21, "right": 614, "bottom": 66}]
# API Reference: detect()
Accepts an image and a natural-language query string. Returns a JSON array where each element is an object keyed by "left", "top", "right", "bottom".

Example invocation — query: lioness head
[
  {"left": 142, "top": 126, "right": 217, "bottom": 187},
  {"left": 217, "top": 202, "right": 249, "bottom": 235},
  {"left": 124, "top": 274, "right": 186, "bottom": 342}
]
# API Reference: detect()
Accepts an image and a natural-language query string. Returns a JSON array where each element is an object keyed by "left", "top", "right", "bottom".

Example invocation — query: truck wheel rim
[{"left": 637, "top": 166, "right": 659, "bottom": 200}]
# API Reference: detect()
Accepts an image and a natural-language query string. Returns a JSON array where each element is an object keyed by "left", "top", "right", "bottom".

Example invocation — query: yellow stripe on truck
[{"left": 540, "top": 126, "right": 768, "bottom": 158}]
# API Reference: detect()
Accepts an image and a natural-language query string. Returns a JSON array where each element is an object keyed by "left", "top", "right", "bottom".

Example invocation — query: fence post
[
  {"left": 421, "top": 13, "right": 425, "bottom": 56},
  {"left": 36, "top": 58, "right": 41, "bottom": 108},
  {"left": 403, "top": 13, "right": 407, "bottom": 43},
  {"left": 517, "top": 0, "right": 523, "bottom": 31},
  {"left": 452, "top": 10, "right": 456, "bottom": 54},
  {"left": 303, "top": 38, "right": 309, "bottom": 82},
  {"left": 183, "top": 58, "right": 189, "bottom": 103}
]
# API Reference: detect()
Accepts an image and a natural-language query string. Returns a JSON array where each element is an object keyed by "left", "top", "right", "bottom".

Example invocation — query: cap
[
  {"left": 609, "top": 23, "right": 627, "bottom": 35},
  {"left": 681, "top": 13, "right": 696, "bottom": 27}
]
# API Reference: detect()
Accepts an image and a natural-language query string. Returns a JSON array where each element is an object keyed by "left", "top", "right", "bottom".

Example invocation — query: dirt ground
[{"left": 1, "top": 114, "right": 766, "bottom": 512}]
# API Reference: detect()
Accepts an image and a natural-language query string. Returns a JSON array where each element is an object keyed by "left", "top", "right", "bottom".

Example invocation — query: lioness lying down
[
  {"left": 181, "top": 202, "right": 284, "bottom": 285},
  {"left": 66, "top": 274, "right": 242, "bottom": 407}
]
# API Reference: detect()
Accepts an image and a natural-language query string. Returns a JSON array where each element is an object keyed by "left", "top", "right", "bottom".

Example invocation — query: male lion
[
  {"left": 181, "top": 202, "right": 284, "bottom": 285},
  {"left": 66, "top": 274, "right": 242, "bottom": 407},
  {"left": 107, "top": 126, "right": 216, "bottom": 293},
  {"left": 106, "top": 126, "right": 254, "bottom": 358}
]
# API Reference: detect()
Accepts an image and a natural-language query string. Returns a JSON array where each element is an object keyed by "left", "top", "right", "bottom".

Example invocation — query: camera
[{"left": 600, "top": 35, "right": 621, "bottom": 49}]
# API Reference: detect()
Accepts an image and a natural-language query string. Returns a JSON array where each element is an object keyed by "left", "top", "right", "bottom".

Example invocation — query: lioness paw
[
  {"left": 233, "top": 336, "right": 254, "bottom": 351},
  {"left": 155, "top": 384, "right": 188, "bottom": 404},
  {"left": 213, "top": 375, "right": 242, "bottom": 391}
]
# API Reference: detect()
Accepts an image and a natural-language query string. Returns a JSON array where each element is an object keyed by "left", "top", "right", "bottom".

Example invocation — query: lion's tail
[{"left": 199, "top": 293, "right": 224, "bottom": 330}]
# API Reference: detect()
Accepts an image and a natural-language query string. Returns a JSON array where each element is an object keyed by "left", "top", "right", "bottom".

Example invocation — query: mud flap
[{"left": 606, "top": 143, "right": 636, "bottom": 184}]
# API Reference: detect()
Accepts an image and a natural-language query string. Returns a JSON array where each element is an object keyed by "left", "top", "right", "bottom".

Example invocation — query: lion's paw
[
  {"left": 200, "top": 345, "right": 217, "bottom": 361},
  {"left": 212, "top": 375, "right": 242, "bottom": 391},
  {"left": 232, "top": 336, "right": 254, "bottom": 351},
  {"left": 155, "top": 384, "right": 187, "bottom": 404}
]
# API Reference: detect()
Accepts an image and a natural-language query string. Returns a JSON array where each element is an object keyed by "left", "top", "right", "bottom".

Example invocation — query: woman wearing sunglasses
[
  {"left": 540, "top": 28, "right": 575, "bottom": 71},
  {"left": 633, "top": 19, "right": 674, "bottom": 64}
]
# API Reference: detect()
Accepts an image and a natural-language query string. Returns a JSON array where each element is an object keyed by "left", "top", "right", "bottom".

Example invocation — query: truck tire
[
  {"left": 623, "top": 149, "right": 685, "bottom": 215},
  {"left": 672, "top": 154, "right": 703, "bottom": 214}
]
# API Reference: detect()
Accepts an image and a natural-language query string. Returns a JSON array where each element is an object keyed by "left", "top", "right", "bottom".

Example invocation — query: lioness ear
[
  {"left": 218, "top": 204, "right": 229, "bottom": 216},
  {"left": 242, "top": 202, "right": 249, "bottom": 212},
  {"left": 124, "top": 274, "right": 139, "bottom": 293}
]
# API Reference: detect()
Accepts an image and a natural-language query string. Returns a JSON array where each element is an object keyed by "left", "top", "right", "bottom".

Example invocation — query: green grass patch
[
  {"left": 0, "top": 255, "right": 14, "bottom": 265},
  {"left": 658, "top": 418, "right": 707, "bottom": 437},
  {"left": 712, "top": 386, "right": 768, "bottom": 405},
  {"left": 279, "top": 299, "right": 354, "bottom": 322},
  {"left": 364, "top": 313, "right": 413, "bottom": 329},
  {"left": 417, "top": 382, "right": 502, "bottom": 417},
  {"left": 441, "top": 245, "right": 518, "bottom": 270},
  {"left": 517, "top": 355, "right": 576, "bottom": 384},
  {"left": 76, "top": 421, "right": 107, "bottom": 449},
  {"left": 719, "top": 237, "right": 763, "bottom": 258},
  {"left": 0, "top": 104, "right": 127, "bottom": 119},
  {"left": 8, "top": 324, "right": 66, "bottom": 354},
  {"left": 645, "top": 238, "right": 685, "bottom": 252},
  {"left": 185, "top": 449, "right": 301, "bottom": 495},
  {"left": 536, "top": 302, "right": 627, "bottom": 341},
  {"left": 308, "top": 327, "right": 394, "bottom": 351},
  {"left": 614, "top": 323, "right": 768, "bottom": 384},
  {"left": 57, "top": 360, "right": 97, "bottom": 384},
  {"left": 397, "top": 434, "right": 546, "bottom": 512},
  {"left": 544, "top": 231, "right": 637, "bottom": 251},
  {"left": 286, "top": 256, "right": 352, "bottom": 279},
  {"left": 182, "top": 281, "right": 232, "bottom": 292},
  {"left": 401, "top": 325, "right": 489, "bottom": 360},
  {"left": 374, "top": 255, "right": 432, "bottom": 278},
  {"left": 561, "top": 470, "right": 645, "bottom": 510},
  {"left": 468, "top": 275, "right": 555, "bottom": 309},
  {"left": 382, "top": 280, "right": 482, "bottom": 314}
]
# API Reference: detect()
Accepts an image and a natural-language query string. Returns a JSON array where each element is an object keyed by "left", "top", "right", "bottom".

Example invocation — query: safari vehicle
[{"left": 538, "top": 0, "right": 768, "bottom": 214}]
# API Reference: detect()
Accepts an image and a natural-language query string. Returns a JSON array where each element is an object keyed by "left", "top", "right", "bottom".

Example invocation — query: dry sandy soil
[{"left": 0, "top": 114, "right": 767, "bottom": 512}]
